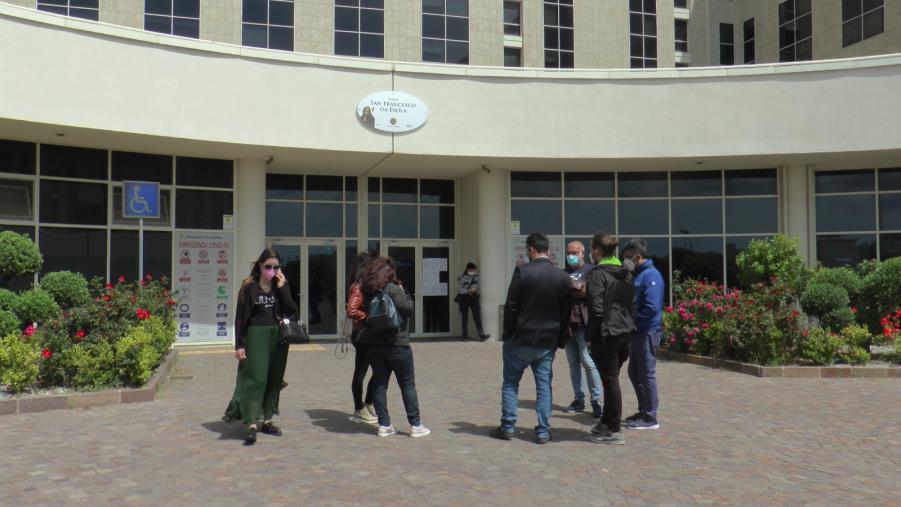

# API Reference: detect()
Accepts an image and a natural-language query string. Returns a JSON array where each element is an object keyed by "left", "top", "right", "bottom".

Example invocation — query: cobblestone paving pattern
[{"left": 1, "top": 342, "right": 899, "bottom": 506}]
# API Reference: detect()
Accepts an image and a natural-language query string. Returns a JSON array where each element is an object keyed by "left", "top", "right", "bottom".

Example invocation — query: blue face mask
[{"left": 566, "top": 255, "right": 581, "bottom": 267}]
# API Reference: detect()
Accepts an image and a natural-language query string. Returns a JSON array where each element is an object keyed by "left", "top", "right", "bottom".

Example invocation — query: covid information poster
[{"left": 173, "top": 231, "right": 233, "bottom": 344}]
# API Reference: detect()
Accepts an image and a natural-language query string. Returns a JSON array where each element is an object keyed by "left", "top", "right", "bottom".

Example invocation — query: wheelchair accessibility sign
[{"left": 122, "top": 181, "right": 160, "bottom": 219}]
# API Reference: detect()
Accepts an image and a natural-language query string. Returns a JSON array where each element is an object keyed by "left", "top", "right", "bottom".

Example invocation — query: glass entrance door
[
  {"left": 383, "top": 241, "right": 453, "bottom": 337},
  {"left": 269, "top": 239, "right": 343, "bottom": 339}
]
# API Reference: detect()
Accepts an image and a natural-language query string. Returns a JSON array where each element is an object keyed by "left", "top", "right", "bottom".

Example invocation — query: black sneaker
[
  {"left": 622, "top": 412, "right": 643, "bottom": 424},
  {"left": 490, "top": 426, "right": 514, "bottom": 441},
  {"left": 244, "top": 427, "right": 257, "bottom": 446},
  {"left": 625, "top": 413, "right": 659, "bottom": 430},
  {"left": 591, "top": 400, "right": 602, "bottom": 418},
  {"left": 478, "top": 334, "right": 490, "bottom": 342},
  {"left": 261, "top": 421, "right": 282, "bottom": 436},
  {"left": 563, "top": 399, "right": 585, "bottom": 413}
]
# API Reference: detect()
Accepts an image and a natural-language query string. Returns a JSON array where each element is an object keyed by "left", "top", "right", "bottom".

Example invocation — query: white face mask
[{"left": 467, "top": 271, "right": 476, "bottom": 276}]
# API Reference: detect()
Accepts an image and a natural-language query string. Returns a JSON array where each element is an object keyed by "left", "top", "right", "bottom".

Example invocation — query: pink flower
[
  {"left": 135, "top": 308, "right": 150, "bottom": 320},
  {"left": 75, "top": 329, "right": 86, "bottom": 339},
  {"left": 701, "top": 323, "right": 710, "bottom": 329},
  {"left": 118, "top": 275, "right": 126, "bottom": 283},
  {"left": 42, "top": 348, "right": 52, "bottom": 359},
  {"left": 103, "top": 294, "right": 111, "bottom": 302},
  {"left": 670, "top": 336, "right": 677, "bottom": 344},
  {"left": 23, "top": 325, "right": 35, "bottom": 337},
  {"left": 705, "top": 302, "right": 713, "bottom": 310},
  {"left": 850, "top": 306, "right": 858, "bottom": 314},
  {"left": 665, "top": 306, "right": 675, "bottom": 314}
]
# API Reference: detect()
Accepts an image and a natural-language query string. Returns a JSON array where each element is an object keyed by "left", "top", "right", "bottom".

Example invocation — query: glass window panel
[
  {"left": 113, "top": 187, "right": 171, "bottom": 226},
  {"left": 629, "top": 13, "right": 642, "bottom": 34},
  {"left": 878, "top": 168, "right": 901, "bottom": 191},
  {"left": 643, "top": 0, "right": 656, "bottom": 13},
  {"left": 504, "top": 2, "right": 520, "bottom": 24},
  {"left": 422, "top": 38, "right": 444, "bottom": 62},
  {"left": 145, "top": 14, "right": 171, "bottom": 33},
  {"left": 511, "top": 172, "right": 560, "bottom": 198},
  {"left": 504, "top": 47, "right": 522, "bottom": 67},
  {"left": 559, "top": 5, "right": 573, "bottom": 28},
  {"left": 863, "top": 9, "right": 884, "bottom": 39},
  {"left": 173, "top": 0, "right": 199, "bottom": 17},
  {"left": 725, "top": 197, "right": 778, "bottom": 234},
  {"left": 420, "top": 206, "right": 454, "bottom": 239},
  {"left": 360, "top": 34, "right": 384, "bottom": 58},
  {"left": 618, "top": 172, "right": 667, "bottom": 197},
  {"left": 843, "top": 19, "right": 861, "bottom": 47},
  {"left": 368, "top": 204, "right": 380, "bottom": 237},
  {"left": 382, "top": 178, "right": 418, "bottom": 203},
  {"left": 725, "top": 169, "right": 777, "bottom": 195},
  {"left": 420, "top": 179, "right": 454, "bottom": 204},
  {"left": 645, "top": 36, "right": 657, "bottom": 58},
  {"left": 816, "top": 234, "right": 877, "bottom": 267},
  {"left": 110, "top": 230, "right": 172, "bottom": 283},
  {"left": 345, "top": 177, "right": 358, "bottom": 201},
  {"left": 306, "top": 175, "right": 343, "bottom": 201},
  {"left": 546, "top": 27, "right": 560, "bottom": 49},
  {"left": 862, "top": 0, "right": 883, "bottom": 11},
  {"left": 795, "top": 37, "right": 812, "bottom": 62},
  {"left": 560, "top": 28, "right": 574, "bottom": 51},
  {"left": 815, "top": 195, "right": 876, "bottom": 232},
  {"left": 266, "top": 174, "right": 302, "bottom": 199},
  {"left": 546, "top": 50, "right": 560, "bottom": 68},
  {"left": 671, "top": 171, "right": 721, "bottom": 197},
  {"left": 335, "top": 31, "right": 359, "bottom": 56},
  {"left": 446, "top": 16, "right": 468, "bottom": 41},
  {"left": 560, "top": 50, "right": 574, "bottom": 69},
  {"left": 266, "top": 201, "right": 302, "bottom": 236},
  {"left": 335, "top": 0, "right": 358, "bottom": 6},
  {"left": 544, "top": 2, "right": 558, "bottom": 26},
  {"left": 446, "top": 40, "right": 469, "bottom": 64},
  {"left": 879, "top": 194, "right": 901, "bottom": 231},
  {"left": 306, "top": 203, "right": 343, "bottom": 237},
  {"left": 39, "top": 180, "right": 106, "bottom": 225},
  {"left": 69, "top": 7, "right": 99, "bottom": 20},
  {"left": 345, "top": 203, "right": 357, "bottom": 237},
  {"left": 422, "top": 0, "right": 443, "bottom": 15},
  {"left": 880, "top": 233, "right": 901, "bottom": 260},
  {"left": 815, "top": 169, "right": 874, "bottom": 193},
  {"left": 269, "top": 0, "right": 293, "bottom": 26},
  {"left": 564, "top": 173, "right": 614, "bottom": 198},
  {"left": 842, "top": 0, "right": 862, "bottom": 20},
  {"left": 446, "top": 0, "right": 467, "bottom": 17},
  {"left": 243, "top": 0, "right": 267, "bottom": 23},
  {"left": 511, "top": 200, "right": 561, "bottom": 235},
  {"left": 796, "top": 13, "right": 812, "bottom": 40},
  {"left": 672, "top": 236, "right": 723, "bottom": 283},
  {"left": 269, "top": 26, "right": 294, "bottom": 50},
  {"left": 146, "top": 0, "right": 171, "bottom": 15},
  {"left": 40, "top": 144, "right": 107, "bottom": 180},
  {"left": 175, "top": 189, "right": 233, "bottom": 229},
  {"left": 172, "top": 17, "right": 199, "bottom": 38},
  {"left": 176, "top": 157, "right": 233, "bottom": 188},
  {"left": 111, "top": 151, "right": 172, "bottom": 184},
  {"left": 629, "top": 0, "right": 641, "bottom": 12},
  {"left": 368, "top": 177, "right": 380, "bottom": 201},
  {"left": 422, "top": 13, "right": 445, "bottom": 38},
  {"left": 644, "top": 15, "right": 657, "bottom": 36},
  {"left": 335, "top": 6, "right": 359, "bottom": 31},
  {"left": 0, "top": 140, "right": 36, "bottom": 175},
  {"left": 360, "top": 8, "right": 384, "bottom": 33},
  {"left": 565, "top": 200, "right": 614, "bottom": 236},
  {"left": 39, "top": 227, "right": 106, "bottom": 281},
  {"left": 618, "top": 199, "right": 668, "bottom": 236},
  {"left": 382, "top": 205, "right": 417, "bottom": 238},
  {"left": 672, "top": 199, "right": 722, "bottom": 235},
  {"left": 0, "top": 178, "right": 34, "bottom": 221},
  {"left": 243, "top": 23, "right": 268, "bottom": 47},
  {"left": 361, "top": 0, "right": 383, "bottom": 7}
]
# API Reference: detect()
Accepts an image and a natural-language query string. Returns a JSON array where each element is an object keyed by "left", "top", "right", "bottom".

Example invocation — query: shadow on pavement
[
  {"left": 448, "top": 421, "right": 594, "bottom": 444},
  {"left": 517, "top": 399, "right": 568, "bottom": 412},
  {"left": 305, "top": 408, "right": 373, "bottom": 435},
  {"left": 201, "top": 420, "right": 246, "bottom": 441}
]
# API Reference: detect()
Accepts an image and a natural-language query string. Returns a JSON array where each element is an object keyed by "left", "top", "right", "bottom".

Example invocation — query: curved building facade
[{"left": 1, "top": 3, "right": 900, "bottom": 343}]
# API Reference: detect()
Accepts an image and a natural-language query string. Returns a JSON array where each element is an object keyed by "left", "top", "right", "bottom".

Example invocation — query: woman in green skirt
[{"left": 224, "top": 248, "right": 297, "bottom": 445}]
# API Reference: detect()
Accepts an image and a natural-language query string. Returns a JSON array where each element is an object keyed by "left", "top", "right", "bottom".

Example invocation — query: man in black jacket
[{"left": 491, "top": 233, "right": 573, "bottom": 444}]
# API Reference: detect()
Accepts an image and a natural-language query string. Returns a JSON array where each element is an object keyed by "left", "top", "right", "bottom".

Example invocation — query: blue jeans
[
  {"left": 367, "top": 345, "right": 421, "bottom": 428},
  {"left": 501, "top": 341, "right": 555, "bottom": 438},
  {"left": 627, "top": 328, "right": 661, "bottom": 417},
  {"left": 564, "top": 326, "right": 601, "bottom": 403}
]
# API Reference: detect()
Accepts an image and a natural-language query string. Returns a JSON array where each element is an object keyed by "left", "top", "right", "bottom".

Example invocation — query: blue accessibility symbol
[{"left": 122, "top": 181, "right": 160, "bottom": 219}]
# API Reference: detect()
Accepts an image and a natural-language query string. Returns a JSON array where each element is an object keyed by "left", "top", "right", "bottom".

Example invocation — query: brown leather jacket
[{"left": 346, "top": 282, "right": 366, "bottom": 331}]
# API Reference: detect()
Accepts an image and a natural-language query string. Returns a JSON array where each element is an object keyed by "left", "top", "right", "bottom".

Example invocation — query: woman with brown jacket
[{"left": 346, "top": 252, "right": 377, "bottom": 424}]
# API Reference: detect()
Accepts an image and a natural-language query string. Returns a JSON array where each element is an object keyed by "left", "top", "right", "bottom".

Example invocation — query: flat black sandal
[{"left": 261, "top": 422, "right": 282, "bottom": 436}]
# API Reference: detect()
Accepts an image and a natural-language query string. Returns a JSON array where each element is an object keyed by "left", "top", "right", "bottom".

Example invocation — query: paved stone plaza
[{"left": 1, "top": 341, "right": 899, "bottom": 506}]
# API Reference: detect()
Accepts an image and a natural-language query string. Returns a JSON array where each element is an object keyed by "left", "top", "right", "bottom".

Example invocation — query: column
[
  {"left": 234, "top": 158, "right": 267, "bottom": 294},
  {"left": 781, "top": 164, "right": 812, "bottom": 264},
  {"left": 476, "top": 168, "right": 508, "bottom": 341}
]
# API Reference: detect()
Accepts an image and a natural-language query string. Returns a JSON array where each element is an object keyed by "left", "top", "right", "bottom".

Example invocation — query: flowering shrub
[
  {"left": 735, "top": 235, "right": 809, "bottom": 291},
  {"left": 857, "top": 257, "right": 901, "bottom": 338},
  {"left": 881, "top": 309, "right": 901, "bottom": 342}
]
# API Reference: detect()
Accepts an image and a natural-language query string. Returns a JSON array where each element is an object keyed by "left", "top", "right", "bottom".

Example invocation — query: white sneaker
[
  {"left": 365, "top": 403, "right": 377, "bottom": 418},
  {"left": 349, "top": 410, "right": 377, "bottom": 424},
  {"left": 410, "top": 425, "right": 431, "bottom": 438},
  {"left": 377, "top": 425, "right": 397, "bottom": 437}
]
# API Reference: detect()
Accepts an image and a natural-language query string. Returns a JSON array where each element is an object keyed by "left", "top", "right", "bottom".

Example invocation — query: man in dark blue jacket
[
  {"left": 621, "top": 239, "right": 664, "bottom": 430},
  {"left": 492, "top": 233, "right": 572, "bottom": 444}
]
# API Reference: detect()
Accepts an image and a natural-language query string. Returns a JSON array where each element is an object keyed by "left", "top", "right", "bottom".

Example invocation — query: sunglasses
[{"left": 263, "top": 264, "right": 281, "bottom": 270}]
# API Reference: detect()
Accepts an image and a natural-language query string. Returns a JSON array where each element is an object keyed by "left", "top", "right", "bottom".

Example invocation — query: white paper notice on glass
[{"left": 422, "top": 257, "right": 448, "bottom": 296}]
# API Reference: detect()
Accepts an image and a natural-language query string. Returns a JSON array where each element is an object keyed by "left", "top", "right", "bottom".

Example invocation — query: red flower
[
  {"left": 105, "top": 282, "right": 113, "bottom": 290},
  {"left": 75, "top": 329, "right": 86, "bottom": 338},
  {"left": 42, "top": 348, "right": 52, "bottom": 359},
  {"left": 136, "top": 308, "right": 151, "bottom": 320},
  {"left": 665, "top": 306, "right": 675, "bottom": 314},
  {"left": 881, "top": 317, "right": 889, "bottom": 326},
  {"left": 145, "top": 274, "right": 153, "bottom": 281},
  {"left": 95, "top": 296, "right": 101, "bottom": 302},
  {"left": 103, "top": 294, "right": 111, "bottom": 302},
  {"left": 850, "top": 306, "right": 858, "bottom": 314},
  {"left": 23, "top": 325, "right": 35, "bottom": 337},
  {"left": 166, "top": 298, "right": 177, "bottom": 306},
  {"left": 118, "top": 275, "right": 126, "bottom": 283},
  {"left": 884, "top": 327, "right": 894, "bottom": 336}
]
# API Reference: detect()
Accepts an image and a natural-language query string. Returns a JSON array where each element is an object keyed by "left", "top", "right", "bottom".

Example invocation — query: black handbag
[{"left": 278, "top": 316, "right": 310, "bottom": 344}]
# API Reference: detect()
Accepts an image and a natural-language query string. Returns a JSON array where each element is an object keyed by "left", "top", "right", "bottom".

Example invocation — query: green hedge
[
  {"left": 40, "top": 271, "right": 90, "bottom": 309},
  {"left": 13, "top": 288, "right": 60, "bottom": 327},
  {"left": 0, "top": 231, "right": 42, "bottom": 288}
]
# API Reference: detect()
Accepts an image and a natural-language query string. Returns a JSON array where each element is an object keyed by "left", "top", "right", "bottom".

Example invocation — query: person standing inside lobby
[
  {"left": 562, "top": 241, "right": 603, "bottom": 418},
  {"left": 491, "top": 233, "right": 572, "bottom": 444},
  {"left": 456, "top": 262, "right": 489, "bottom": 341}
]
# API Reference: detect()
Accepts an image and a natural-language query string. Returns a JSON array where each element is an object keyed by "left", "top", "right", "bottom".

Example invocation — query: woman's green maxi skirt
[{"left": 224, "top": 325, "right": 289, "bottom": 424}]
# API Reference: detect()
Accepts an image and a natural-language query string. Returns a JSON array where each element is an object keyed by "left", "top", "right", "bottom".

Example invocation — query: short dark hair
[
  {"left": 465, "top": 262, "right": 477, "bottom": 270},
  {"left": 526, "top": 233, "right": 549, "bottom": 253},
  {"left": 622, "top": 238, "right": 650, "bottom": 258},
  {"left": 590, "top": 232, "right": 619, "bottom": 258}
]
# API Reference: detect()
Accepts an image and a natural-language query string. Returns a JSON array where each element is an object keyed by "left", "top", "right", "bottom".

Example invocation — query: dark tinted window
[
  {"left": 39, "top": 180, "right": 107, "bottom": 225},
  {"left": 266, "top": 174, "right": 303, "bottom": 200},
  {"left": 266, "top": 201, "right": 303, "bottom": 236},
  {"left": 672, "top": 236, "right": 723, "bottom": 282},
  {"left": 345, "top": 177, "right": 358, "bottom": 201},
  {"left": 564, "top": 172, "right": 614, "bottom": 198},
  {"left": 879, "top": 168, "right": 901, "bottom": 191},
  {"left": 110, "top": 230, "right": 172, "bottom": 282},
  {"left": 511, "top": 172, "right": 561, "bottom": 198},
  {"left": 565, "top": 200, "right": 615, "bottom": 235},
  {"left": 0, "top": 178, "right": 34, "bottom": 221},
  {"left": 815, "top": 195, "right": 876, "bottom": 232},
  {"left": 40, "top": 144, "right": 107, "bottom": 180},
  {"left": 382, "top": 205, "right": 418, "bottom": 238},
  {"left": 176, "top": 157, "right": 233, "bottom": 188},
  {"left": 306, "top": 175, "right": 343, "bottom": 201},
  {"left": 726, "top": 197, "right": 778, "bottom": 234},
  {"left": 725, "top": 169, "right": 777, "bottom": 195},
  {"left": 816, "top": 234, "right": 876, "bottom": 267},
  {"left": 880, "top": 233, "right": 901, "bottom": 260},
  {"left": 618, "top": 172, "right": 667, "bottom": 197},
  {"left": 39, "top": 227, "right": 107, "bottom": 281},
  {"left": 672, "top": 199, "right": 722, "bottom": 235},
  {"left": 420, "top": 179, "right": 454, "bottom": 204},
  {"left": 306, "top": 203, "right": 343, "bottom": 237},
  {"left": 0, "top": 140, "right": 36, "bottom": 175},
  {"left": 346, "top": 203, "right": 358, "bottom": 237},
  {"left": 618, "top": 199, "right": 668, "bottom": 236},
  {"left": 420, "top": 206, "right": 454, "bottom": 239},
  {"left": 815, "top": 169, "right": 874, "bottom": 193},
  {"left": 671, "top": 171, "right": 721, "bottom": 197},
  {"left": 382, "top": 178, "right": 418, "bottom": 203},
  {"left": 368, "top": 177, "right": 380, "bottom": 201},
  {"left": 368, "top": 204, "right": 380, "bottom": 236},
  {"left": 511, "top": 200, "right": 562, "bottom": 235},
  {"left": 111, "top": 151, "right": 173, "bottom": 184},
  {"left": 879, "top": 194, "right": 901, "bottom": 230},
  {"left": 175, "top": 190, "right": 233, "bottom": 229}
]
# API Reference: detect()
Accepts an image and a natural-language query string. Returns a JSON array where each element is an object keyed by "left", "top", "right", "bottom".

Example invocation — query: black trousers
[
  {"left": 351, "top": 341, "right": 375, "bottom": 411},
  {"left": 458, "top": 295, "right": 484, "bottom": 337},
  {"left": 590, "top": 334, "right": 632, "bottom": 432}
]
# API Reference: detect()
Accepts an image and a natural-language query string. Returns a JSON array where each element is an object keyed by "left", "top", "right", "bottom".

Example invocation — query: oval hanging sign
[{"left": 357, "top": 91, "right": 429, "bottom": 133}]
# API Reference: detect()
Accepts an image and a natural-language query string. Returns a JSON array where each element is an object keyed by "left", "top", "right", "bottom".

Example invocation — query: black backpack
[{"left": 365, "top": 288, "right": 403, "bottom": 332}]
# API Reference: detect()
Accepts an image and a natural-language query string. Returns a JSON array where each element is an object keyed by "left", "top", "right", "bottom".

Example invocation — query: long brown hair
[
  {"left": 361, "top": 256, "right": 396, "bottom": 293},
  {"left": 238, "top": 248, "right": 282, "bottom": 303},
  {"left": 591, "top": 232, "right": 619, "bottom": 259}
]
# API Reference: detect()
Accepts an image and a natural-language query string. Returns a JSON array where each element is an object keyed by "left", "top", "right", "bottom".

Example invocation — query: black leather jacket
[
  {"left": 585, "top": 264, "right": 637, "bottom": 346},
  {"left": 502, "top": 258, "right": 573, "bottom": 350}
]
